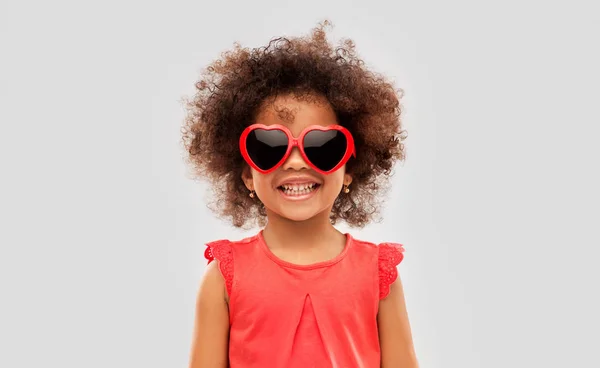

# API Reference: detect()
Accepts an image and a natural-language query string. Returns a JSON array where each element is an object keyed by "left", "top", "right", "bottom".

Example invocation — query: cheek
[
  {"left": 323, "top": 170, "right": 345, "bottom": 192},
  {"left": 251, "top": 169, "right": 274, "bottom": 193}
]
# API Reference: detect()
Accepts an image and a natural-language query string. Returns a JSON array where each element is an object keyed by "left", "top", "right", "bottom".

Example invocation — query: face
[{"left": 241, "top": 94, "right": 352, "bottom": 223}]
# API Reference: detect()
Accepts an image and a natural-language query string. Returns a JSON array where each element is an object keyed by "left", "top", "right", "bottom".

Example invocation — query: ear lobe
[
  {"left": 344, "top": 173, "right": 353, "bottom": 186},
  {"left": 241, "top": 166, "right": 254, "bottom": 190}
]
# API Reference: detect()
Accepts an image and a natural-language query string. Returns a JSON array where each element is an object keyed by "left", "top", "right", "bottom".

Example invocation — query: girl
[{"left": 183, "top": 22, "right": 419, "bottom": 368}]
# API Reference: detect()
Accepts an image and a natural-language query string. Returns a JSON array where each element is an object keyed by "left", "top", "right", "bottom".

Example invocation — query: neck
[{"left": 262, "top": 209, "right": 341, "bottom": 251}]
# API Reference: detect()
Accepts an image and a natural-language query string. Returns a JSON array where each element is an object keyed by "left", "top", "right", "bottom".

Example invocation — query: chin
[
  {"left": 271, "top": 204, "right": 326, "bottom": 222},
  {"left": 280, "top": 209, "right": 320, "bottom": 222}
]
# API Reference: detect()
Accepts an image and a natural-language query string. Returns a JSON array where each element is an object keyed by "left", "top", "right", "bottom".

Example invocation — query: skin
[{"left": 189, "top": 93, "right": 418, "bottom": 368}]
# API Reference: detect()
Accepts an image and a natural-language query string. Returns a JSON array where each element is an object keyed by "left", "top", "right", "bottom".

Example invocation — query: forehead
[{"left": 254, "top": 94, "right": 338, "bottom": 136}]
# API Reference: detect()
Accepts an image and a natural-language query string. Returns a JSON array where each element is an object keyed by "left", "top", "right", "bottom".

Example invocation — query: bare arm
[
  {"left": 378, "top": 274, "right": 419, "bottom": 368},
  {"left": 188, "top": 261, "right": 230, "bottom": 368}
]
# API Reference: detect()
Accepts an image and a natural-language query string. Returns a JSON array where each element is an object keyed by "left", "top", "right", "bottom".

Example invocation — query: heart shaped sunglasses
[{"left": 239, "top": 124, "right": 356, "bottom": 174}]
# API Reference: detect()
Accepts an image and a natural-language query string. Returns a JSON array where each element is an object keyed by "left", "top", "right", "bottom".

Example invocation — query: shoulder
[
  {"left": 347, "top": 235, "right": 379, "bottom": 259},
  {"left": 348, "top": 234, "right": 405, "bottom": 259},
  {"left": 202, "top": 233, "right": 260, "bottom": 296},
  {"left": 348, "top": 234, "right": 406, "bottom": 299},
  {"left": 346, "top": 235, "right": 406, "bottom": 273},
  {"left": 204, "top": 233, "right": 259, "bottom": 263}
]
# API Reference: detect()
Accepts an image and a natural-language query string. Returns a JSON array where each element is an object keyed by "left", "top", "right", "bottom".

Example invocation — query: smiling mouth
[{"left": 277, "top": 183, "right": 321, "bottom": 196}]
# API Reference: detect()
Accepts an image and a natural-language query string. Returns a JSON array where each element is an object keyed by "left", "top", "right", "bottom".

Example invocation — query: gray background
[{"left": 1, "top": 0, "right": 599, "bottom": 367}]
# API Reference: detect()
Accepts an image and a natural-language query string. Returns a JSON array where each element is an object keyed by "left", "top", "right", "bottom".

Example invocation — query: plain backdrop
[{"left": 1, "top": 0, "right": 599, "bottom": 367}]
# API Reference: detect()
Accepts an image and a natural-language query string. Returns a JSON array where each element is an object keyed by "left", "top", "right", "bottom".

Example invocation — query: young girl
[{"left": 183, "top": 22, "right": 418, "bottom": 368}]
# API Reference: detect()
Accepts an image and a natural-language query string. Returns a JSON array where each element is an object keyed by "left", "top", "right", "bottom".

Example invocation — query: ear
[
  {"left": 241, "top": 165, "right": 254, "bottom": 191},
  {"left": 343, "top": 173, "right": 353, "bottom": 187}
]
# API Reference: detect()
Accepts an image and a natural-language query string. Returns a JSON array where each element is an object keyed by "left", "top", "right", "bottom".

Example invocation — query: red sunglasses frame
[{"left": 239, "top": 123, "right": 356, "bottom": 175}]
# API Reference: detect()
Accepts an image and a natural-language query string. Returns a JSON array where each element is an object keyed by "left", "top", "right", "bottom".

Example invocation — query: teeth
[
  {"left": 281, "top": 183, "right": 316, "bottom": 191},
  {"left": 280, "top": 183, "right": 318, "bottom": 195}
]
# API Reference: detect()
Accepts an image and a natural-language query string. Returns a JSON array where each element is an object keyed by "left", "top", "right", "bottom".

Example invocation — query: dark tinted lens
[
  {"left": 303, "top": 130, "right": 348, "bottom": 171},
  {"left": 246, "top": 129, "right": 289, "bottom": 170}
]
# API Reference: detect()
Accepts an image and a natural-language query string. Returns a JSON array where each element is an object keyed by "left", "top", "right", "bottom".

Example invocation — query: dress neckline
[{"left": 256, "top": 229, "right": 353, "bottom": 270}]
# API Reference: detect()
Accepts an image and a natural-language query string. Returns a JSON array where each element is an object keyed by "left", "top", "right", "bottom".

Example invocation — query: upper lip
[{"left": 276, "top": 176, "right": 322, "bottom": 187}]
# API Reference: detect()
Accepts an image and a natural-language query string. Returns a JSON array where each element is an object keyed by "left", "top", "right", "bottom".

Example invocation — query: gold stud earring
[
  {"left": 249, "top": 190, "right": 255, "bottom": 198},
  {"left": 343, "top": 185, "right": 350, "bottom": 193}
]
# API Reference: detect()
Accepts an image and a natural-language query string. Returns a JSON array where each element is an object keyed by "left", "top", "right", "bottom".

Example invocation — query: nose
[{"left": 281, "top": 146, "right": 309, "bottom": 171}]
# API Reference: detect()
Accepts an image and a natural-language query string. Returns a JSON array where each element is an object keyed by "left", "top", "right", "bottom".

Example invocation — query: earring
[
  {"left": 343, "top": 184, "right": 350, "bottom": 193},
  {"left": 249, "top": 190, "right": 255, "bottom": 198}
]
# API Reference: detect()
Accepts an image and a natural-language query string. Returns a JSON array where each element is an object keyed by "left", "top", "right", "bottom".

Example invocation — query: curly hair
[{"left": 181, "top": 21, "right": 407, "bottom": 229}]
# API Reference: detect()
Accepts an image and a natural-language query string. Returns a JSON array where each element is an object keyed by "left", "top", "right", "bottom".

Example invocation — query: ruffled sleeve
[
  {"left": 204, "top": 240, "right": 234, "bottom": 296},
  {"left": 378, "top": 242, "right": 405, "bottom": 299}
]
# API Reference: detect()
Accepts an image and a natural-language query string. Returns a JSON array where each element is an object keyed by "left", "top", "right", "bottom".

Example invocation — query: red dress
[{"left": 204, "top": 230, "right": 405, "bottom": 368}]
